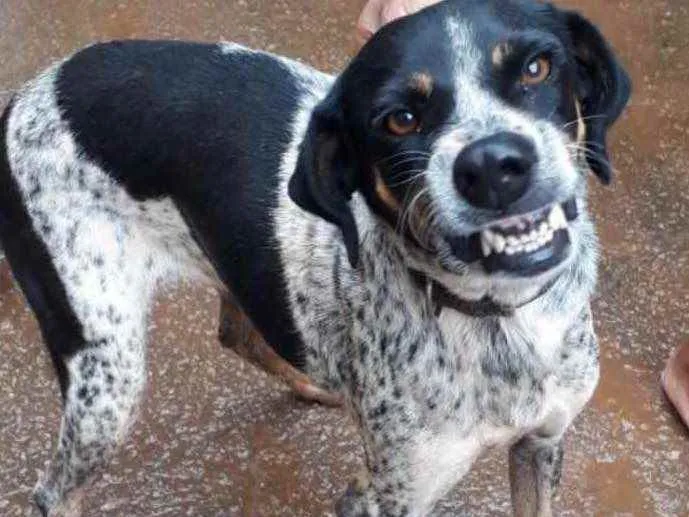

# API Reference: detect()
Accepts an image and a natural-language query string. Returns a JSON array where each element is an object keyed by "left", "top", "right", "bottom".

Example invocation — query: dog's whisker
[
  {"left": 401, "top": 185, "right": 437, "bottom": 251},
  {"left": 566, "top": 144, "right": 622, "bottom": 176},
  {"left": 387, "top": 156, "right": 430, "bottom": 171},
  {"left": 387, "top": 170, "right": 427, "bottom": 187},
  {"left": 560, "top": 114, "right": 607, "bottom": 131},
  {"left": 575, "top": 140, "right": 607, "bottom": 149},
  {"left": 395, "top": 178, "right": 423, "bottom": 238},
  {"left": 376, "top": 150, "right": 431, "bottom": 166}
]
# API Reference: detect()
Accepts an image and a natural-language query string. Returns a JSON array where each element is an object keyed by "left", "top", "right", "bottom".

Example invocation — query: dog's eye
[
  {"left": 386, "top": 110, "right": 420, "bottom": 136},
  {"left": 521, "top": 56, "right": 551, "bottom": 85}
]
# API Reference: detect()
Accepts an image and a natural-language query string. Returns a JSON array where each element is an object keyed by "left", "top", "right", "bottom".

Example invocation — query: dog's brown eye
[
  {"left": 521, "top": 56, "right": 551, "bottom": 85},
  {"left": 386, "top": 110, "right": 419, "bottom": 136}
]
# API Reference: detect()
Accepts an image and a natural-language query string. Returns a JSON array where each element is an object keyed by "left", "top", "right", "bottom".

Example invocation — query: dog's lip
[{"left": 479, "top": 197, "right": 579, "bottom": 235}]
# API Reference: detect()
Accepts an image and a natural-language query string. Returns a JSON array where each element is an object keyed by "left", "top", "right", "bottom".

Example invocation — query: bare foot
[{"left": 662, "top": 340, "right": 689, "bottom": 429}]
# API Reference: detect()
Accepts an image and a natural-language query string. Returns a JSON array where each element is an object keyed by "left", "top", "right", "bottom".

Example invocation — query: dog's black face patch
[{"left": 290, "top": 0, "right": 629, "bottom": 280}]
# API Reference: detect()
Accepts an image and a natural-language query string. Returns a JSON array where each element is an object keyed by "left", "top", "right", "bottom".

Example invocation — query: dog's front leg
[
  {"left": 335, "top": 392, "right": 477, "bottom": 517},
  {"left": 508, "top": 436, "right": 564, "bottom": 517},
  {"left": 335, "top": 425, "right": 478, "bottom": 517},
  {"left": 334, "top": 433, "right": 416, "bottom": 517}
]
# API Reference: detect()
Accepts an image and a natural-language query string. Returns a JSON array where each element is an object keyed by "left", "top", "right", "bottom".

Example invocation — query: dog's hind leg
[
  {"left": 1, "top": 74, "right": 167, "bottom": 515},
  {"left": 0, "top": 196, "right": 154, "bottom": 517},
  {"left": 217, "top": 293, "right": 343, "bottom": 407},
  {"left": 27, "top": 217, "right": 155, "bottom": 517},
  {"left": 34, "top": 321, "right": 149, "bottom": 517}
]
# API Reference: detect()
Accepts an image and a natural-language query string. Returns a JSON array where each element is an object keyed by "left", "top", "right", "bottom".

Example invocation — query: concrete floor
[{"left": 0, "top": 0, "right": 688, "bottom": 515}]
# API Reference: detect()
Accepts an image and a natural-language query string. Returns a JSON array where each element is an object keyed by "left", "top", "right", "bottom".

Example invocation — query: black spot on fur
[
  {"left": 77, "top": 386, "right": 88, "bottom": 400},
  {"left": 407, "top": 342, "right": 418, "bottom": 363}
]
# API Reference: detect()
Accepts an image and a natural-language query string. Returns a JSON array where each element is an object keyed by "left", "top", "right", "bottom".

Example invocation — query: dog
[{"left": 0, "top": 0, "right": 630, "bottom": 515}]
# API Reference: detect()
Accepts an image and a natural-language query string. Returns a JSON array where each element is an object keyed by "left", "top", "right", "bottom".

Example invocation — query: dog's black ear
[
  {"left": 288, "top": 94, "right": 361, "bottom": 267},
  {"left": 565, "top": 11, "right": 631, "bottom": 184}
]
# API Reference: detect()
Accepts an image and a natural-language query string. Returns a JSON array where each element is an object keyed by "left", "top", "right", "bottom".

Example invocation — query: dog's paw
[
  {"left": 33, "top": 474, "right": 60, "bottom": 517},
  {"left": 33, "top": 479, "right": 83, "bottom": 517},
  {"left": 335, "top": 475, "right": 379, "bottom": 517}
]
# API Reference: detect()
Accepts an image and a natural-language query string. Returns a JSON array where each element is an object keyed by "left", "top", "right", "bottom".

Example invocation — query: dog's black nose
[{"left": 453, "top": 132, "right": 536, "bottom": 210}]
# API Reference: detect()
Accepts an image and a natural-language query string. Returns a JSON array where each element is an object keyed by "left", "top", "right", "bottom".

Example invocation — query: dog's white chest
[{"left": 436, "top": 307, "right": 590, "bottom": 432}]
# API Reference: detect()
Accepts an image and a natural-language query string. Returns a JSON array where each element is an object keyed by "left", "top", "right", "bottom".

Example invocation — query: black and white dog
[{"left": 0, "top": 0, "right": 630, "bottom": 515}]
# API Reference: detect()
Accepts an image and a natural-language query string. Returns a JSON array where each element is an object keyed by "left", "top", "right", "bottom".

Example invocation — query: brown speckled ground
[{"left": 0, "top": 1, "right": 688, "bottom": 516}]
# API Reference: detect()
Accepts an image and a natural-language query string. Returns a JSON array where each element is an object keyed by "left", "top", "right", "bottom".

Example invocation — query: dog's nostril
[
  {"left": 499, "top": 157, "right": 530, "bottom": 177},
  {"left": 465, "top": 171, "right": 480, "bottom": 187}
]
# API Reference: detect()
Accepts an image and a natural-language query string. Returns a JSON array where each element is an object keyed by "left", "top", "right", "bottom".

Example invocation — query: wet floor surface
[{"left": 0, "top": 0, "right": 688, "bottom": 515}]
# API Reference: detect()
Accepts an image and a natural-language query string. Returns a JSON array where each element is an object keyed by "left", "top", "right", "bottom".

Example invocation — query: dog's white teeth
[
  {"left": 481, "top": 232, "right": 493, "bottom": 257},
  {"left": 481, "top": 203, "right": 573, "bottom": 258},
  {"left": 493, "top": 234, "right": 506, "bottom": 253},
  {"left": 548, "top": 204, "right": 568, "bottom": 231},
  {"left": 480, "top": 203, "right": 572, "bottom": 258}
]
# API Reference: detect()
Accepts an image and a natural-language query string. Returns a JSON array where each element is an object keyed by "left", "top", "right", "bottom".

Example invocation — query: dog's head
[{"left": 289, "top": 0, "right": 630, "bottom": 285}]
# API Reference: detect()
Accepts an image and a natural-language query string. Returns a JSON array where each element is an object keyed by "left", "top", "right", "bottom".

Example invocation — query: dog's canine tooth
[{"left": 548, "top": 204, "right": 567, "bottom": 230}]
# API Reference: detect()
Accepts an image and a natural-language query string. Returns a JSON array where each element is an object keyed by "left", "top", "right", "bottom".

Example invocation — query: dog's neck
[{"left": 407, "top": 268, "right": 558, "bottom": 318}]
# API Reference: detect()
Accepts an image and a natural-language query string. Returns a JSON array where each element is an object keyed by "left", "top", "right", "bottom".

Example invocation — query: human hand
[{"left": 357, "top": 0, "right": 444, "bottom": 42}]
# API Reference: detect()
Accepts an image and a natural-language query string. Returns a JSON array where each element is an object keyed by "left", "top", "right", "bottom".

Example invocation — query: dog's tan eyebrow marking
[
  {"left": 374, "top": 168, "right": 400, "bottom": 211},
  {"left": 492, "top": 42, "right": 512, "bottom": 67},
  {"left": 409, "top": 72, "right": 434, "bottom": 97}
]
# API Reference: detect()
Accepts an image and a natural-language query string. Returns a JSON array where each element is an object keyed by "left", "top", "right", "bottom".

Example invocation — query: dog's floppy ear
[
  {"left": 565, "top": 11, "right": 631, "bottom": 184},
  {"left": 288, "top": 93, "right": 361, "bottom": 267}
]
